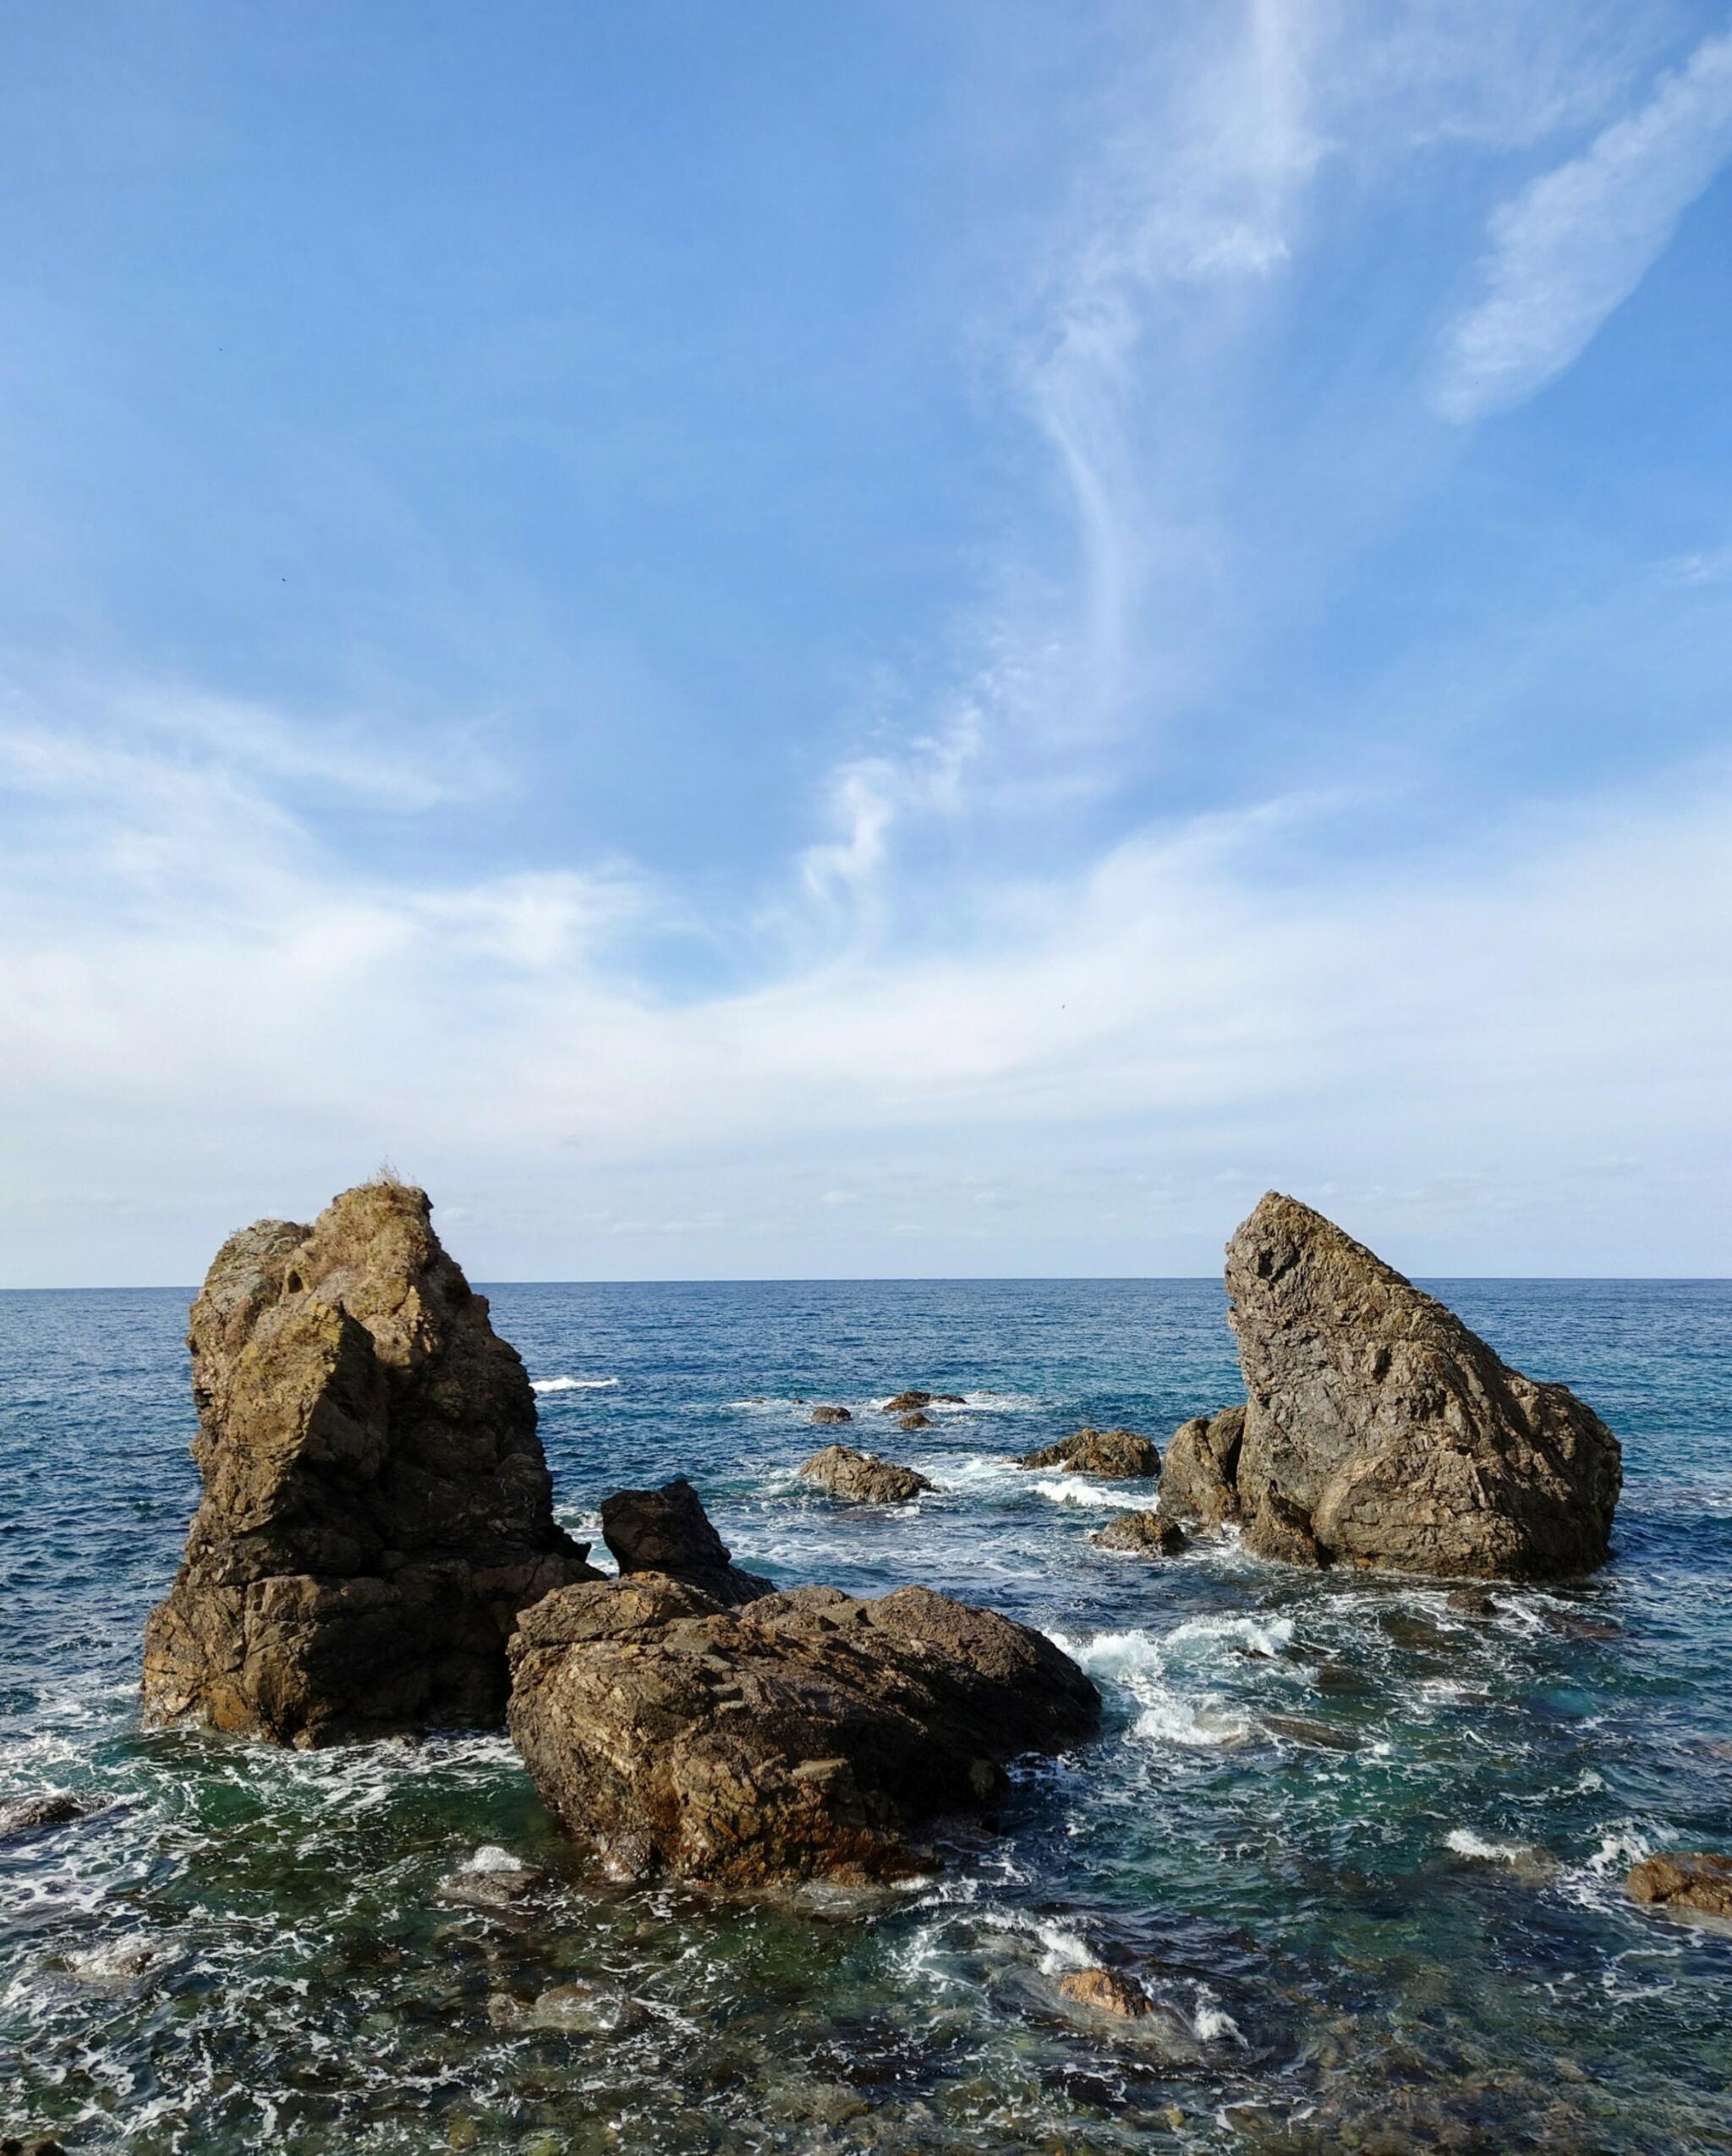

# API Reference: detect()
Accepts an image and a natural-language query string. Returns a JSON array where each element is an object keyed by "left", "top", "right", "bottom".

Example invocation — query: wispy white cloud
[
  {"left": 1434, "top": 22, "right": 1732, "bottom": 422},
  {"left": 3, "top": 674, "right": 1728, "bottom": 1279}
]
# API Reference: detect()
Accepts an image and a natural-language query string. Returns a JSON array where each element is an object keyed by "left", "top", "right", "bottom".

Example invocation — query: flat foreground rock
[
  {"left": 507, "top": 1565, "right": 1099, "bottom": 1887},
  {"left": 1194, "top": 1194, "right": 1620, "bottom": 1578},
  {"left": 143, "top": 1180, "right": 595, "bottom": 1746},
  {"left": 797, "top": 1444, "right": 934, "bottom": 1504}
]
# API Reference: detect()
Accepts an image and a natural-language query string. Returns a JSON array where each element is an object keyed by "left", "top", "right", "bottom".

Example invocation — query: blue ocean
[{"left": 3, "top": 1277, "right": 1729, "bottom": 2153}]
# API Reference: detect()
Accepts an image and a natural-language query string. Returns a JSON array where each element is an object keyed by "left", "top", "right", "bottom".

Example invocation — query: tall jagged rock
[
  {"left": 1217, "top": 1193, "right": 1620, "bottom": 1579},
  {"left": 143, "top": 1180, "right": 597, "bottom": 1746}
]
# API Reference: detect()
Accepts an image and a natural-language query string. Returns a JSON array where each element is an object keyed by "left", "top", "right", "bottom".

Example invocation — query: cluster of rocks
[
  {"left": 141, "top": 1185, "right": 1097, "bottom": 1887},
  {"left": 136, "top": 1181, "right": 1700, "bottom": 1927}
]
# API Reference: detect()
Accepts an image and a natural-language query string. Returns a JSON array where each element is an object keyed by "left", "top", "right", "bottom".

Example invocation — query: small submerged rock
[
  {"left": 489, "top": 1980, "right": 643, "bottom": 2035},
  {"left": 881, "top": 1391, "right": 963, "bottom": 1414},
  {"left": 898, "top": 1411, "right": 933, "bottom": 1431},
  {"left": 1017, "top": 1428, "right": 1159, "bottom": 1477},
  {"left": 809, "top": 1404, "right": 852, "bottom": 1425},
  {"left": 1091, "top": 1511, "right": 1187, "bottom": 1557},
  {"left": 60, "top": 1936, "right": 179, "bottom": 1988},
  {"left": 435, "top": 1847, "right": 551, "bottom": 1909},
  {"left": 0, "top": 1792, "right": 95, "bottom": 1841},
  {"left": 1445, "top": 1588, "right": 1498, "bottom": 1617},
  {"left": 1056, "top": 1966, "right": 1154, "bottom": 2020},
  {"left": 797, "top": 1444, "right": 934, "bottom": 1505},
  {"left": 1628, "top": 1852, "right": 1732, "bottom": 1922},
  {"left": 1263, "top": 1714, "right": 1360, "bottom": 1753}
]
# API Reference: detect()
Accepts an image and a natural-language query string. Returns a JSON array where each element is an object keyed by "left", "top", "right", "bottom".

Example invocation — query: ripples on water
[{"left": 2, "top": 1278, "right": 1729, "bottom": 2152}]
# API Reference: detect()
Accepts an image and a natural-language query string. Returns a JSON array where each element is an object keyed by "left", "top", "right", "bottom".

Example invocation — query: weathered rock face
[
  {"left": 1157, "top": 1407, "right": 1244, "bottom": 1527},
  {"left": 1017, "top": 1428, "right": 1159, "bottom": 1478},
  {"left": 600, "top": 1477, "right": 773, "bottom": 1608},
  {"left": 1628, "top": 1852, "right": 1732, "bottom": 1922},
  {"left": 797, "top": 1444, "right": 934, "bottom": 1505},
  {"left": 507, "top": 1561, "right": 1100, "bottom": 1887},
  {"left": 1091, "top": 1511, "right": 1187, "bottom": 1556},
  {"left": 1220, "top": 1193, "right": 1620, "bottom": 1579},
  {"left": 142, "top": 1181, "right": 597, "bottom": 1746}
]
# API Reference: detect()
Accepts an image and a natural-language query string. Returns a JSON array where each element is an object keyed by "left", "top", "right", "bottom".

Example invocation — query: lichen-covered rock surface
[
  {"left": 1220, "top": 1193, "right": 1620, "bottom": 1579},
  {"left": 507, "top": 1549, "right": 1100, "bottom": 1887},
  {"left": 797, "top": 1444, "right": 934, "bottom": 1504},
  {"left": 142, "top": 1180, "right": 596, "bottom": 1745},
  {"left": 1016, "top": 1428, "right": 1159, "bottom": 1477}
]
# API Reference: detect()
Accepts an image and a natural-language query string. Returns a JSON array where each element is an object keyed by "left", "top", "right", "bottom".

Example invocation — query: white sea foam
[
  {"left": 1032, "top": 1476, "right": 1148, "bottom": 1511},
  {"left": 532, "top": 1375, "right": 619, "bottom": 1392},
  {"left": 1051, "top": 1626, "right": 1262, "bottom": 1748},
  {"left": 1445, "top": 1828, "right": 1528, "bottom": 1863},
  {"left": 466, "top": 1844, "right": 527, "bottom": 1873},
  {"left": 1192, "top": 1992, "right": 1245, "bottom": 2044}
]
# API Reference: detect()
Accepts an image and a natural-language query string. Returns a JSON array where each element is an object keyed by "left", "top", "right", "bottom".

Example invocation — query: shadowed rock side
[
  {"left": 1158, "top": 1407, "right": 1245, "bottom": 1528},
  {"left": 600, "top": 1477, "right": 773, "bottom": 1608},
  {"left": 142, "top": 1181, "right": 598, "bottom": 1746},
  {"left": 797, "top": 1445, "right": 934, "bottom": 1504},
  {"left": 1212, "top": 1193, "right": 1620, "bottom": 1578},
  {"left": 1016, "top": 1427, "right": 1159, "bottom": 1477},
  {"left": 507, "top": 1567, "right": 1100, "bottom": 1887}
]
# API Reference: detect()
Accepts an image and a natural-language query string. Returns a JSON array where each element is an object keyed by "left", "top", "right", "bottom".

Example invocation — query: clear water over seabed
[{"left": 3, "top": 1278, "right": 1730, "bottom": 2154}]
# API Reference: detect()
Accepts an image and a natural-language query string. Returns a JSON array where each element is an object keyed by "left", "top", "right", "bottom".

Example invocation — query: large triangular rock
[
  {"left": 143, "top": 1180, "right": 597, "bottom": 1745},
  {"left": 1220, "top": 1193, "right": 1620, "bottom": 1579}
]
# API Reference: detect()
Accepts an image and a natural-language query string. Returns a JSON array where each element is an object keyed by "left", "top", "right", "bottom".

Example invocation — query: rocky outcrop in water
[
  {"left": 797, "top": 1444, "right": 934, "bottom": 1504},
  {"left": 1230, "top": 1194, "right": 1620, "bottom": 1577},
  {"left": 1627, "top": 1852, "right": 1732, "bottom": 1922},
  {"left": 1091, "top": 1511, "right": 1187, "bottom": 1556},
  {"left": 809, "top": 1404, "right": 852, "bottom": 1425},
  {"left": 1169, "top": 1195, "right": 1620, "bottom": 1579},
  {"left": 507, "top": 1526, "right": 1100, "bottom": 1886},
  {"left": 1017, "top": 1427, "right": 1159, "bottom": 1477},
  {"left": 600, "top": 1477, "right": 773, "bottom": 1607},
  {"left": 881, "top": 1391, "right": 963, "bottom": 1414},
  {"left": 142, "top": 1180, "right": 597, "bottom": 1747}
]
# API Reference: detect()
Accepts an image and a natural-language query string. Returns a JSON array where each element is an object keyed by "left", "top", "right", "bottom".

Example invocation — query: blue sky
[{"left": 3, "top": 0, "right": 1730, "bottom": 1284}]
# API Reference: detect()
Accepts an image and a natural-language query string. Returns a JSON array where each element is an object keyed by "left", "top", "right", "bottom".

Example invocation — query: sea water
[{"left": 2, "top": 1278, "right": 1729, "bottom": 2153}]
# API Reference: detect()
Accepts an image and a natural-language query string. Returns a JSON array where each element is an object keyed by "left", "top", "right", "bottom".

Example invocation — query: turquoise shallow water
[{"left": 3, "top": 1276, "right": 1730, "bottom": 2153}]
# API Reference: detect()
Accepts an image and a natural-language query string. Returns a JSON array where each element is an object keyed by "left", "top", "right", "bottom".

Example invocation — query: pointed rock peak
[{"left": 1220, "top": 1194, "right": 1620, "bottom": 1580}]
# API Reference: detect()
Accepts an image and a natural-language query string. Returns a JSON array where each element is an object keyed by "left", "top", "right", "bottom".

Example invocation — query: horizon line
[{"left": 3, "top": 1272, "right": 1729, "bottom": 1295}]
